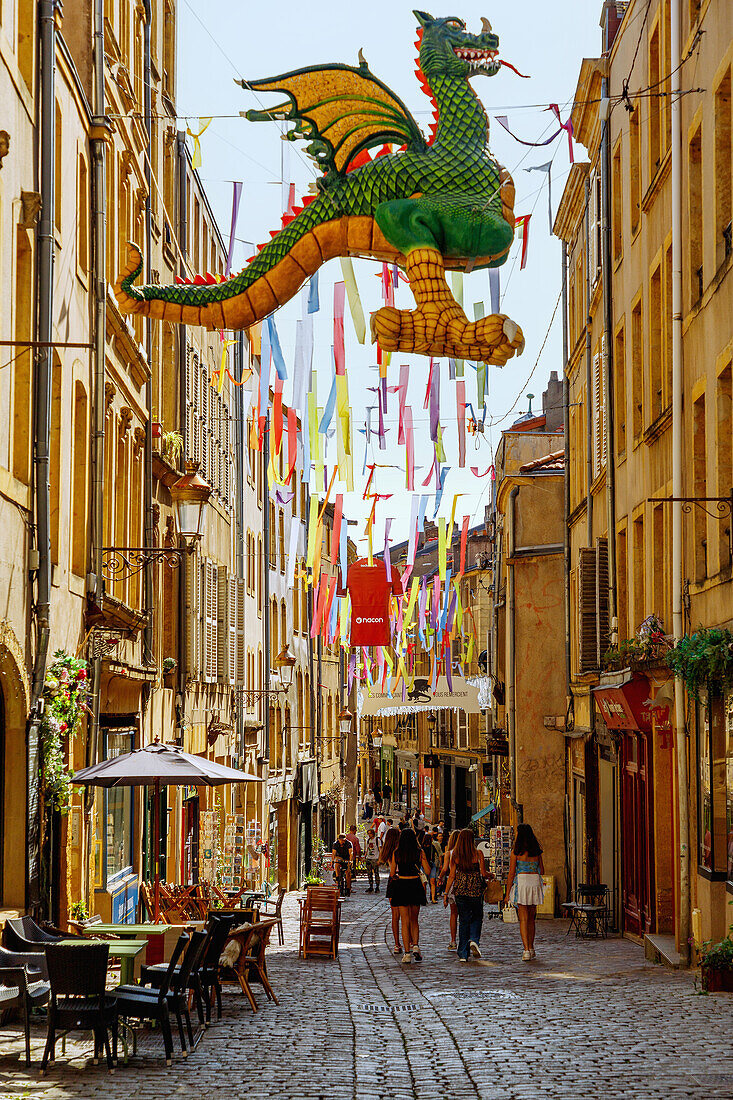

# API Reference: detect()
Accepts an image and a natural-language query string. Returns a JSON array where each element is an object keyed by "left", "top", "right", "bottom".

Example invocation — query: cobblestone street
[{"left": 0, "top": 889, "right": 731, "bottom": 1100}]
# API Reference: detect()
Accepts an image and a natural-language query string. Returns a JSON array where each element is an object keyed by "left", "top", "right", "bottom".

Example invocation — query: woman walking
[
  {"left": 379, "top": 826, "right": 402, "bottom": 954},
  {"left": 388, "top": 828, "right": 431, "bottom": 964},
  {"left": 504, "top": 823, "right": 545, "bottom": 961},
  {"left": 446, "top": 828, "right": 488, "bottom": 962},
  {"left": 439, "top": 829, "right": 460, "bottom": 949}
]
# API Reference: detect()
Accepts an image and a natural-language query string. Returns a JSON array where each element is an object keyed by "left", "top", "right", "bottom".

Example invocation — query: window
[
  {"left": 662, "top": 0, "right": 672, "bottom": 152},
  {"left": 592, "top": 338, "right": 605, "bottom": 480},
  {"left": 648, "top": 23, "right": 662, "bottom": 176},
  {"left": 278, "top": 511, "right": 285, "bottom": 573},
  {"left": 652, "top": 503, "right": 666, "bottom": 625},
  {"left": 269, "top": 504, "right": 276, "bottom": 567},
  {"left": 688, "top": 124, "right": 703, "bottom": 303},
  {"left": 692, "top": 393, "right": 707, "bottom": 580},
  {"left": 50, "top": 357, "right": 62, "bottom": 565},
  {"left": 615, "top": 320, "right": 626, "bottom": 456},
  {"left": 697, "top": 695, "right": 727, "bottom": 875},
  {"left": 17, "top": 0, "right": 35, "bottom": 89},
  {"left": 280, "top": 600, "right": 287, "bottom": 656},
  {"left": 612, "top": 141, "right": 623, "bottom": 262},
  {"left": 631, "top": 297, "right": 643, "bottom": 440},
  {"left": 270, "top": 598, "right": 278, "bottom": 667},
  {"left": 664, "top": 243, "right": 673, "bottom": 407},
  {"left": 300, "top": 575, "right": 308, "bottom": 634},
  {"left": 715, "top": 68, "right": 732, "bottom": 269},
  {"left": 77, "top": 154, "right": 89, "bottom": 275},
  {"left": 257, "top": 535, "right": 263, "bottom": 616},
  {"left": 630, "top": 103, "right": 641, "bottom": 235},
  {"left": 13, "top": 228, "right": 33, "bottom": 485},
  {"left": 54, "top": 101, "right": 62, "bottom": 234},
  {"left": 649, "top": 262, "right": 663, "bottom": 422},
  {"left": 96, "top": 728, "right": 135, "bottom": 885},
  {"left": 588, "top": 170, "right": 601, "bottom": 285},
  {"left": 71, "top": 382, "right": 89, "bottom": 577},
  {"left": 717, "top": 364, "right": 732, "bottom": 570},
  {"left": 617, "top": 525, "right": 628, "bottom": 641},
  {"left": 632, "top": 511, "right": 645, "bottom": 632},
  {"left": 293, "top": 574, "right": 300, "bottom": 633}
]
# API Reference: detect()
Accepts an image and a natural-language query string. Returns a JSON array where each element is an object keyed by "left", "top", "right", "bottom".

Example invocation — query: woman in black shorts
[
  {"left": 379, "top": 827, "right": 401, "bottom": 954},
  {"left": 388, "top": 828, "right": 432, "bottom": 964}
]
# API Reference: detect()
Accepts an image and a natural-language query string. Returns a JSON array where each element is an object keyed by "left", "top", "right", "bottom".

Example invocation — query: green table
[
  {"left": 58, "top": 939, "right": 146, "bottom": 985},
  {"left": 81, "top": 923, "right": 172, "bottom": 937}
]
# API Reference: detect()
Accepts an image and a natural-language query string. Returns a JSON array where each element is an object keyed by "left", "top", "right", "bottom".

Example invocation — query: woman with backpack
[
  {"left": 504, "top": 823, "right": 545, "bottom": 961},
  {"left": 446, "top": 828, "right": 489, "bottom": 962}
]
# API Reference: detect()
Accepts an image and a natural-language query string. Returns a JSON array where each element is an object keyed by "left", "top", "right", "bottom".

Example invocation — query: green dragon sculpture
[{"left": 115, "top": 11, "right": 524, "bottom": 365}]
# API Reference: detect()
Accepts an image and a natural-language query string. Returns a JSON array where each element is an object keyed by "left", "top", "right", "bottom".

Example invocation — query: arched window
[
  {"left": 71, "top": 381, "right": 89, "bottom": 577},
  {"left": 49, "top": 355, "right": 62, "bottom": 565},
  {"left": 280, "top": 600, "right": 287, "bottom": 655},
  {"left": 278, "top": 512, "right": 285, "bottom": 572},
  {"left": 268, "top": 503, "right": 276, "bottom": 566},
  {"left": 54, "top": 101, "right": 62, "bottom": 233},
  {"left": 300, "top": 575, "right": 308, "bottom": 633},
  {"left": 257, "top": 648, "right": 263, "bottom": 719},
  {"left": 270, "top": 597, "right": 278, "bottom": 667},
  {"left": 293, "top": 573, "right": 300, "bottom": 633},
  {"left": 257, "top": 535, "right": 263, "bottom": 615},
  {"left": 326, "top": 696, "right": 333, "bottom": 761},
  {"left": 77, "top": 153, "right": 89, "bottom": 275}
]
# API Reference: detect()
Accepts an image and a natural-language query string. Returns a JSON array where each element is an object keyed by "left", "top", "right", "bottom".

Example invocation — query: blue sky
[{"left": 177, "top": 1, "right": 601, "bottom": 544}]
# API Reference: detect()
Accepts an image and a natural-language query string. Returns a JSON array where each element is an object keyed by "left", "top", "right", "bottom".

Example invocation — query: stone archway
[{"left": 0, "top": 620, "right": 31, "bottom": 910}]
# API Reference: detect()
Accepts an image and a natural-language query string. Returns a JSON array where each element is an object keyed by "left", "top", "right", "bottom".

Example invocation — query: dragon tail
[{"left": 114, "top": 196, "right": 395, "bottom": 331}]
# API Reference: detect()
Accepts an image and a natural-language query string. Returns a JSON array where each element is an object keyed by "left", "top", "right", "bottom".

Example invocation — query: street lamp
[
  {"left": 170, "top": 460, "right": 212, "bottom": 546},
  {"left": 274, "top": 646, "right": 296, "bottom": 690},
  {"left": 338, "top": 707, "right": 354, "bottom": 737}
]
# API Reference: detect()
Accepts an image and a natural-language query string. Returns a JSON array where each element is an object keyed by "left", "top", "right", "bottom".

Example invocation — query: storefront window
[
  {"left": 698, "top": 697, "right": 727, "bottom": 875},
  {"left": 97, "top": 729, "right": 134, "bottom": 884}
]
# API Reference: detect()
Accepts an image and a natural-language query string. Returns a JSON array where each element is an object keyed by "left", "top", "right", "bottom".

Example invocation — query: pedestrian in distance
[
  {"left": 377, "top": 816, "right": 392, "bottom": 845},
  {"left": 419, "top": 828, "right": 439, "bottom": 903},
  {"left": 438, "top": 829, "right": 461, "bottom": 949},
  {"left": 388, "top": 828, "right": 431, "bottom": 964},
  {"left": 446, "top": 828, "right": 489, "bottom": 962},
  {"left": 382, "top": 780, "right": 392, "bottom": 815},
  {"left": 364, "top": 828, "right": 380, "bottom": 893},
  {"left": 372, "top": 780, "right": 383, "bottom": 813},
  {"left": 379, "top": 826, "right": 402, "bottom": 954},
  {"left": 362, "top": 789, "right": 374, "bottom": 821},
  {"left": 345, "top": 823, "right": 362, "bottom": 885},
  {"left": 504, "top": 823, "right": 545, "bottom": 961}
]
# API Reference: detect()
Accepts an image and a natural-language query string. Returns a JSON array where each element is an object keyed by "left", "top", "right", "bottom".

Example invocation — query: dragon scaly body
[{"left": 116, "top": 11, "right": 524, "bottom": 365}]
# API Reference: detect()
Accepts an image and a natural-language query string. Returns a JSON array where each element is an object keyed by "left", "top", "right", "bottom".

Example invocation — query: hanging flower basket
[
  {"left": 666, "top": 628, "right": 733, "bottom": 701},
  {"left": 40, "top": 650, "right": 89, "bottom": 813}
]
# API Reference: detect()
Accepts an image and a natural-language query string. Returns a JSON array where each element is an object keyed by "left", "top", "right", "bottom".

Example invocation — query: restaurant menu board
[
  {"left": 488, "top": 825, "right": 514, "bottom": 882},
  {"left": 199, "top": 809, "right": 219, "bottom": 884}
]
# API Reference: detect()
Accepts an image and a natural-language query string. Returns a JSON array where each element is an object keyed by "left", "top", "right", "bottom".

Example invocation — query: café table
[{"left": 58, "top": 938, "right": 146, "bottom": 985}]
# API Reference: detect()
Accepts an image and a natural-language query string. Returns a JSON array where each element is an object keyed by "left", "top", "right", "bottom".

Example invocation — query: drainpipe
[
  {"left": 584, "top": 178, "right": 594, "bottom": 547},
  {"left": 670, "top": 0, "right": 690, "bottom": 967},
  {"left": 600, "top": 79, "right": 617, "bottom": 641},
  {"left": 263, "top": 412, "right": 270, "bottom": 761},
  {"left": 142, "top": 0, "right": 154, "bottom": 669},
  {"left": 506, "top": 485, "right": 522, "bottom": 823},
  {"left": 176, "top": 131, "right": 187, "bottom": 721},
  {"left": 85, "top": 0, "right": 108, "bottom": 907},
  {"left": 29, "top": 0, "right": 58, "bottom": 915}
]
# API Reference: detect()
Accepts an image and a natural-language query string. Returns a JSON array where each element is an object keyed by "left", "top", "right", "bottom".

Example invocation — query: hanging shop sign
[
  {"left": 593, "top": 675, "right": 658, "bottom": 733},
  {"left": 114, "top": 15, "right": 525, "bottom": 367},
  {"left": 360, "top": 675, "right": 481, "bottom": 718},
  {"left": 485, "top": 736, "right": 509, "bottom": 757}
]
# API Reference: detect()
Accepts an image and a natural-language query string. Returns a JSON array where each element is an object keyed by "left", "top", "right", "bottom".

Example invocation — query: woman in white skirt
[{"left": 504, "top": 823, "right": 545, "bottom": 961}]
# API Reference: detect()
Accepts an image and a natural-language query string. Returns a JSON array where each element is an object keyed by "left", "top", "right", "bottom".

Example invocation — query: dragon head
[{"left": 414, "top": 11, "right": 501, "bottom": 81}]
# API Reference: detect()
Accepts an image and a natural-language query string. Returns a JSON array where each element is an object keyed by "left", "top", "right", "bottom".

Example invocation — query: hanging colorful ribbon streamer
[
  {"left": 456, "top": 380, "right": 466, "bottom": 468},
  {"left": 225, "top": 182, "right": 243, "bottom": 277},
  {"left": 340, "top": 259, "right": 366, "bottom": 344},
  {"left": 525, "top": 161, "right": 554, "bottom": 232},
  {"left": 333, "top": 282, "right": 346, "bottom": 375},
  {"left": 514, "top": 214, "right": 531, "bottom": 270},
  {"left": 186, "top": 117, "right": 212, "bottom": 170},
  {"left": 495, "top": 102, "right": 573, "bottom": 162}
]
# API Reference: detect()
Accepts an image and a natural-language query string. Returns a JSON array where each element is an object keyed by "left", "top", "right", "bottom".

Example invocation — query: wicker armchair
[
  {"left": 40, "top": 942, "right": 117, "bottom": 1074},
  {"left": 0, "top": 957, "right": 50, "bottom": 1066}
]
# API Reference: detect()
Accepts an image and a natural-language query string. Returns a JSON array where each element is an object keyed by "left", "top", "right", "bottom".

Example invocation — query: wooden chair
[
  {"left": 260, "top": 886, "right": 286, "bottom": 945},
  {"left": 299, "top": 886, "right": 340, "bottom": 960},
  {"left": 218, "top": 919, "right": 278, "bottom": 1013}
]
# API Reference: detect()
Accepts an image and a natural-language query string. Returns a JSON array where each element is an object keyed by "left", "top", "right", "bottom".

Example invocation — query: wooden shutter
[
  {"left": 235, "top": 577, "right": 246, "bottom": 686},
  {"left": 596, "top": 537, "right": 610, "bottom": 665},
  {"left": 203, "top": 559, "right": 218, "bottom": 682},
  {"left": 217, "top": 566, "right": 229, "bottom": 682},
  {"left": 578, "top": 547, "right": 598, "bottom": 673},
  {"left": 592, "top": 345, "right": 606, "bottom": 480},
  {"left": 185, "top": 550, "right": 202, "bottom": 679}
]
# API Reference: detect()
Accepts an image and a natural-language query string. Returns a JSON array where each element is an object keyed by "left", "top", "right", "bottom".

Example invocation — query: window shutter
[
  {"left": 235, "top": 577, "right": 246, "bottom": 686},
  {"left": 578, "top": 547, "right": 598, "bottom": 673},
  {"left": 217, "top": 566, "right": 229, "bottom": 682},
  {"left": 185, "top": 550, "right": 202, "bottom": 680},
  {"left": 226, "top": 573, "right": 236, "bottom": 685},
  {"left": 592, "top": 349, "right": 602, "bottom": 479},
  {"left": 204, "top": 559, "right": 218, "bottom": 682},
  {"left": 596, "top": 537, "right": 610, "bottom": 664}
]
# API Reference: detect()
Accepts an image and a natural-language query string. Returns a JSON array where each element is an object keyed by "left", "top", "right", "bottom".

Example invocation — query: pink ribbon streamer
[
  {"left": 384, "top": 517, "right": 393, "bottom": 581},
  {"left": 456, "top": 380, "right": 466, "bottom": 468},
  {"left": 331, "top": 494, "right": 343, "bottom": 566},
  {"left": 471, "top": 464, "right": 494, "bottom": 477},
  {"left": 459, "top": 515, "right": 469, "bottom": 575},
  {"left": 398, "top": 363, "right": 409, "bottom": 445},
  {"left": 334, "top": 282, "right": 346, "bottom": 376},
  {"left": 404, "top": 406, "right": 415, "bottom": 491}
]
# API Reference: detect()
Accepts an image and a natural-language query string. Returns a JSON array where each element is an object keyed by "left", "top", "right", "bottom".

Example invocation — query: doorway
[
  {"left": 182, "top": 796, "right": 199, "bottom": 885},
  {"left": 621, "top": 731, "right": 654, "bottom": 935}
]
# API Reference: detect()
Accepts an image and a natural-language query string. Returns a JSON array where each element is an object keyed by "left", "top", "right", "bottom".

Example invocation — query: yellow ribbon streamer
[
  {"left": 339, "top": 258, "right": 366, "bottom": 344},
  {"left": 186, "top": 117, "right": 212, "bottom": 170}
]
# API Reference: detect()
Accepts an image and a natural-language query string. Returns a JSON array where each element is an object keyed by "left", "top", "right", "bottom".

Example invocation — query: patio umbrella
[{"left": 73, "top": 742, "right": 263, "bottom": 920}]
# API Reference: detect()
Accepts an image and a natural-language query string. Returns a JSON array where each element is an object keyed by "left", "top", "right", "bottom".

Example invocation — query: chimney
[
  {"left": 543, "top": 370, "right": 564, "bottom": 433},
  {"left": 600, "top": 0, "right": 628, "bottom": 53}
]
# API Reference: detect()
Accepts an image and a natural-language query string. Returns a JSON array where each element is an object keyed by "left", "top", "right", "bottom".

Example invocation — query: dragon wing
[{"left": 240, "top": 60, "right": 427, "bottom": 176}]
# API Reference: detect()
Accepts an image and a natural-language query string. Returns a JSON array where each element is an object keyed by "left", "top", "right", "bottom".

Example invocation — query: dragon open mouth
[{"left": 453, "top": 46, "right": 500, "bottom": 74}]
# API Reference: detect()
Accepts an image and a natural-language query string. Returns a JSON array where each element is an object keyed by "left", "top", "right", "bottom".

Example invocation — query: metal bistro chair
[
  {"left": 141, "top": 916, "right": 235, "bottom": 1028},
  {"left": 0, "top": 951, "right": 51, "bottom": 1066},
  {"left": 113, "top": 931, "right": 189, "bottom": 1066},
  {"left": 562, "top": 884, "right": 610, "bottom": 939},
  {"left": 40, "top": 942, "right": 117, "bottom": 1074}
]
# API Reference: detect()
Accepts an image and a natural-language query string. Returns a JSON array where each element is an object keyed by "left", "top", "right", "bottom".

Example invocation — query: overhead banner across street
[{"left": 359, "top": 675, "right": 481, "bottom": 717}]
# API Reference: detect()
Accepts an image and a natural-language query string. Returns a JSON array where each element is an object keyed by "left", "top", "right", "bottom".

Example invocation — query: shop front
[
  {"left": 181, "top": 787, "right": 200, "bottom": 886},
  {"left": 297, "top": 761, "right": 318, "bottom": 884},
  {"left": 694, "top": 691, "right": 733, "bottom": 943},
  {"left": 94, "top": 717, "right": 138, "bottom": 923},
  {"left": 394, "top": 751, "right": 419, "bottom": 814},
  {"left": 439, "top": 756, "right": 476, "bottom": 829},
  {"left": 594, "top": 674, "right": 675, "bottom": 939}
]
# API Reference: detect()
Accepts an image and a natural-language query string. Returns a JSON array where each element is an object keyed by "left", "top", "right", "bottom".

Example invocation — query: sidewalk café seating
[
  {"left": 561, "top": 883, "right": 610, "bottom": 939},
  {"left": 40, "top": 942, "right": 117, "bottom": 1074},
  {"left": 140, "top": 915, "right": 236, "bottom": 1027},
  {"left": 112, "top": 932, "right": 189, "bottom": 1065},
  {"left": 218, "top": 918, "right": 279, "bottom": 1013},
  {"left": 0, "top": 953, "right": 51, "bottom": 1066},
  {"left": 298, "top": 886, "right": 341, "bottom": 960},
  {"left": 259, "top": 886, "right": 286, "bottom": 945},
  {"left": 4, "top": 916, "right": 84, "bottom": 955}
]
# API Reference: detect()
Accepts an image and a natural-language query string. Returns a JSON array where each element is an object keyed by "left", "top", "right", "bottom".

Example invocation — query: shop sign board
[{"left": 360, "top": 675, "right": 481, "bottom": 717}]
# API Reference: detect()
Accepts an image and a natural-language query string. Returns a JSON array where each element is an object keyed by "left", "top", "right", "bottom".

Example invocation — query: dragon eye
[{"left": 446, "top": 18, "right": 465, "bottom": 29}]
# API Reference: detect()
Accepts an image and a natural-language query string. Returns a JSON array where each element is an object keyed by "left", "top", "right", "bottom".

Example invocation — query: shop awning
[{"left": 593, "top": 675, "right": 654, "bottom": 732}]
